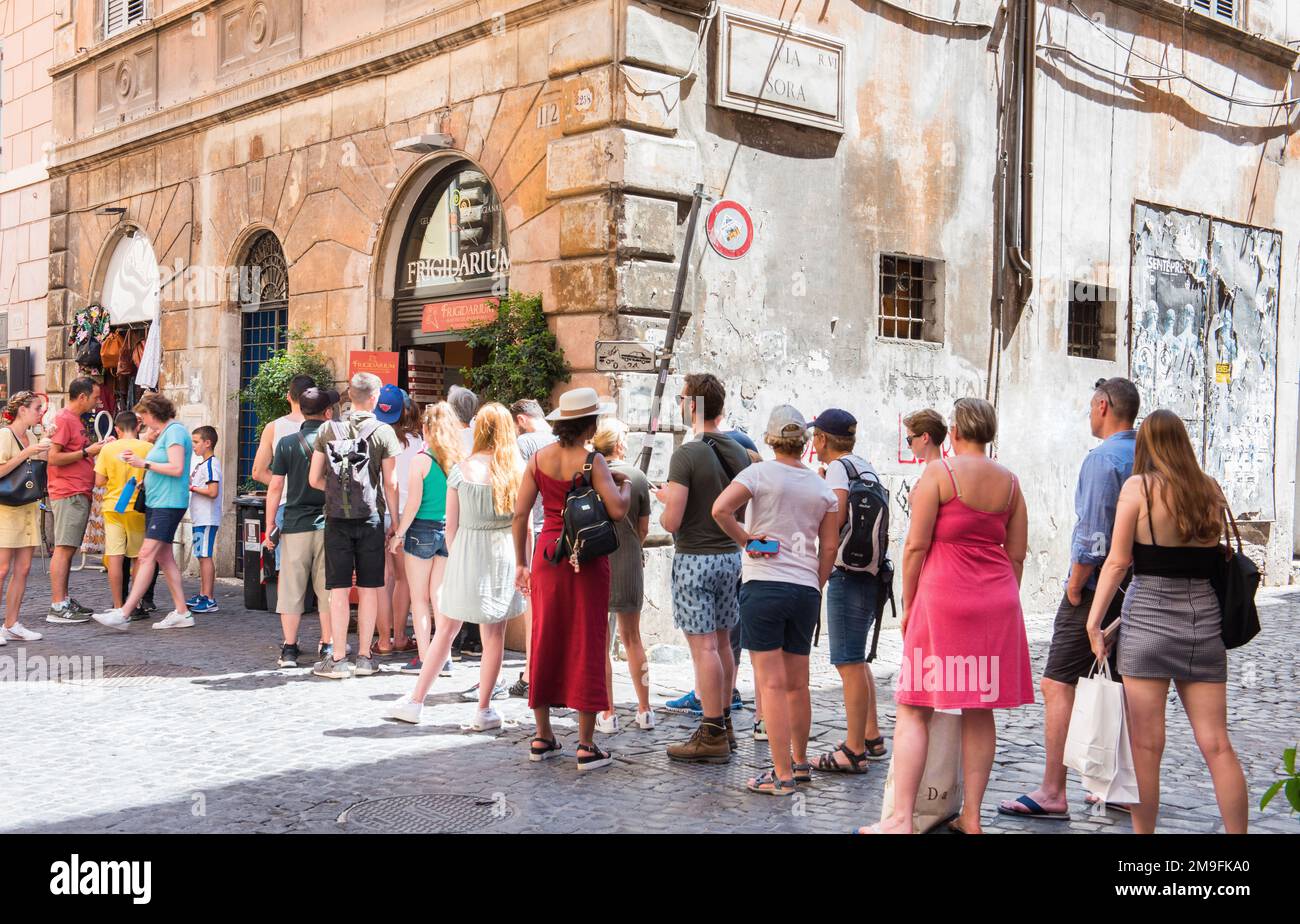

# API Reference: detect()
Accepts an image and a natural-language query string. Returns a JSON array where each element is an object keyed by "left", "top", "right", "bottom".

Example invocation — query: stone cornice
[
  {"left": 49, "top": 0, "right": 575, "bottom": 177},
  {"left": 50, "top": 0, "right": 223, "bottom": 76}
]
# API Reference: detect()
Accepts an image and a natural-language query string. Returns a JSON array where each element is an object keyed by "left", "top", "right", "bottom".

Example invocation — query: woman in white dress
[{"left": 390, "top": 402, "right": 524, "bottom": 730}]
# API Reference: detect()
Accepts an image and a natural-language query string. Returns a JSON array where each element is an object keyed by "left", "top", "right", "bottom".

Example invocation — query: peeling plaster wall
[{"left": 647, "top": 0, "right": 1300, "bottom": 616}]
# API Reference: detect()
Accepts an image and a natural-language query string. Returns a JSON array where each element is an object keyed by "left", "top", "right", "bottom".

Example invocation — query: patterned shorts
[{"left": 671, "top": 551, "right": 742, "bottom": 636}]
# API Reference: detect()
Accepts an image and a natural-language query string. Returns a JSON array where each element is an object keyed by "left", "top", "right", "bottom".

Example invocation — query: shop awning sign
[
  {"left": 421, "top": 297, "right": 500, "bottom": 333},
  {"left": 348, "top": 351, "right": 400, "bottom": 386},
  {"left": 706, "top": 200, "right": 754, "bottom": 260}
]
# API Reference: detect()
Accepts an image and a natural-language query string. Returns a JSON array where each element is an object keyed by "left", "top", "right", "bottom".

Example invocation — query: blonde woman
[
  {"left": 591, "top": 419, "right": 654, "bottom": 733},
  {"left": 390, "top": 402, "right": 524, "bottom": 729},
  {"left": 387, "top": 402, "right": 462, "bottom": 668}
]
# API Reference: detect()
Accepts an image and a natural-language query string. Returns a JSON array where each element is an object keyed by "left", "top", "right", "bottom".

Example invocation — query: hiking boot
[
  {"left": 666, "top": 724, "right": 731, "bottom": 764},
  {"left": 724, "top": 715, "right": 738, "bottom": 752}
]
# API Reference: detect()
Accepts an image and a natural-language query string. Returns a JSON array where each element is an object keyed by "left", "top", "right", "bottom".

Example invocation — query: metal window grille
[
  {"left": 237, "top": 233, "right": 290, "bottom": 487},
  {"left": 1067, "top": 295, "right": 1103, "bottom": 358},
  {"left": 105, "top": 0, "right": 147, "bottom": 38},
  {"left": 878, "top": 255, "right": 937, "bottom": 341}
]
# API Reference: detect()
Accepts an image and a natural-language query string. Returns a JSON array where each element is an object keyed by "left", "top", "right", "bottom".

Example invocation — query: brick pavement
[{"left": 0, "top": 565, "right": 1296, "bottom": 834}]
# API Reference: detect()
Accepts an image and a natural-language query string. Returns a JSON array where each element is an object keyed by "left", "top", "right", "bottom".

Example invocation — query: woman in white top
[{"left": 713, "top": 405, "right": 839, "bottom": 796}]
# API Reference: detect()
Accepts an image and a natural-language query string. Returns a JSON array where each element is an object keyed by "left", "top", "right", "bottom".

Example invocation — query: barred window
[
  {"left": 879, "top": 254, "right": 941, "bottom": 342},
  {"left": 1067, "top": 282, "right": 1117, "bottom": 361}
]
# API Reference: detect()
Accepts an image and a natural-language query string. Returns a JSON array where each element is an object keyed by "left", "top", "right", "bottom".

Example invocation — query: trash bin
[{"left": 234, "top": 495, "right": 277, "bottom": 611}]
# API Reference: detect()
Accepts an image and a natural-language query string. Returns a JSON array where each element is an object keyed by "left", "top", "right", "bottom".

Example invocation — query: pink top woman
[{"left": 896, "top": 459, "right": 1033, "bottom": 710}]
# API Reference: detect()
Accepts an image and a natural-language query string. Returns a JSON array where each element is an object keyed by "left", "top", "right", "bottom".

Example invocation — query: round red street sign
[{"left": 706, "top": 199, "right": 754, "bottom": 260}]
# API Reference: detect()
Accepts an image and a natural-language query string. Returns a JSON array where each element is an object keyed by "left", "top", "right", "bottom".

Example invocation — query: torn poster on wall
[
  {"left": 1205, "top": 222, "right": 1280, "bottom": 520},
  {"left": 1129, "top": 203, "right": 1280, "bottom": 520}
]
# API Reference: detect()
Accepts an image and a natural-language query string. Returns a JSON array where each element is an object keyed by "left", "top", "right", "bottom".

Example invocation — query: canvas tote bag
[{"left": 880, "top": 710, "right": 963, "bottom": 833}]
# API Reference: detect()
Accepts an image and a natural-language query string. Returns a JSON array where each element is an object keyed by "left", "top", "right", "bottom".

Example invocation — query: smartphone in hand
[{"left": 745, "top": 538, "right": 779, "bottom": 557}]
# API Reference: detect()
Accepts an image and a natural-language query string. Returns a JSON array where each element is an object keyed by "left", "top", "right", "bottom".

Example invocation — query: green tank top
[{"left": 416, "top": 450, "right": 448, "bottom": 521}]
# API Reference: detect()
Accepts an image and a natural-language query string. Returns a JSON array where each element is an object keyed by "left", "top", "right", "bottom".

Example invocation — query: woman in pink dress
[{"left": 861, "top": 397, "right": 1033, "bottom": 834}]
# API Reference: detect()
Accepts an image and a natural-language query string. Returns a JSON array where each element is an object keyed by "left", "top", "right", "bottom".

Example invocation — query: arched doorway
[
  {"left": 237, "top": 231, "right": 289, "bottom": 486},
  {"left": 391, "top": 161, "right": 508, "bottom": 406}
]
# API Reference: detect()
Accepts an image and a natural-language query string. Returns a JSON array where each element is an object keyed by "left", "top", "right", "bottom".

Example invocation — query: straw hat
[{"left": 545, "top": 387, "right": 617, "bottom": 421}]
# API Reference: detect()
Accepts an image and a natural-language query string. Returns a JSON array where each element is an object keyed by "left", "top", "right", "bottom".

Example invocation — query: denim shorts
[
  {"left": 826, "top": 569, "right": 879, "bottom": 666},
  {"left": 739, "top": 580, "right": 822, "bottom": 656},
  {"left": 403, "top": 518, "right": 448, "bottom": 560},
  {"left": 144, "top": 506, "right": 187, "bottom": 544}
]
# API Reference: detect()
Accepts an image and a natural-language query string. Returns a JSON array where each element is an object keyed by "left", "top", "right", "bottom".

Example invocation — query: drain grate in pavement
[
  {"left": 57, "top": 663, "right": 203, "bottom": 687},
  {"left": 338, "top": 794, "right": 514, "bottom": 833}
]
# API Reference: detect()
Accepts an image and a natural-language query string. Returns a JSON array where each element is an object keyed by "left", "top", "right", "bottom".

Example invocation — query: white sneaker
[
  {"left": 389, "top": 695, "right": 423, "bottom": 724},
  {"left": 153, "top": 610, "right": 195, "bottom": 630},
  {"left": 0, "top": 634, "right": 6, "bottom": 646},
  {"left": 635, "top": 709, "right": 656, "bottom": 730},
  {"left": 472, "top": 706, "right": 502, "bottom": 731},
  {"left": 2, "top": 622, "right": 42, "bottom": 641},
  {"left": 91, "top": 608, "right": 130, "bottom": 631},
  {"left": 595, "top": 711, "right": 619, "bottom": 734}
]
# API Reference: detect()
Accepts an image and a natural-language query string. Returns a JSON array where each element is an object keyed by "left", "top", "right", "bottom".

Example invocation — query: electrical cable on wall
[{"left": 1058, "top": 0, "right": 1300, "bottom": 108}]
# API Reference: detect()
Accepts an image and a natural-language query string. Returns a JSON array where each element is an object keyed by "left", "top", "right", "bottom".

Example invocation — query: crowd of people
[{"left": 0, "top": 369, "right": 1250, "bottom": 832}]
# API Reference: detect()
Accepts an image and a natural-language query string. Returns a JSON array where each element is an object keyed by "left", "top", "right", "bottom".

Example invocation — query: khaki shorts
[
  {"left": 102, "top": 510, "right": 146, "bottom": 558},
  {"left": 278, "top": 529, "right": 327, "bottom": 615},
  {"left": 51, "top": 494, "right": 91, "bottom": 548}
]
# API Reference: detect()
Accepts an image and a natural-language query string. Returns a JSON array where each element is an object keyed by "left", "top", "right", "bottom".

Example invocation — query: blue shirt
[
  {"left": 724, "top": 429, "right": 758, "bottom": 454},
  {"left": 1069, "top": 429, "right": 1136, "bottom": 589},
  {"left": 145, "top": 422, "right": 194, "bottom": 510}
]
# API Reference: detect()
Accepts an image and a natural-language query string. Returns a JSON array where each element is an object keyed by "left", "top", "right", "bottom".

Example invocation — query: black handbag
[
  {"left": 544, "top": 452, "right": 619, "bottom": 571},
  {"left": 0, "top": 428, "right": 47, "bottom": 507},
  {"left": 1212, "top": 503, "right": 1261, "bottom": 650}
]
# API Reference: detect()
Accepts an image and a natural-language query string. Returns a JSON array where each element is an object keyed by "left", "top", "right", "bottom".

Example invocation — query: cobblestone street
[{"left": 2, "top": 569, "right": 1296, "bottom": 835}]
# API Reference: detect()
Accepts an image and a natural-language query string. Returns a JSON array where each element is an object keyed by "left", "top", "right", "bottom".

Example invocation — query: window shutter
[
  {"left": 105, "top": 0, "right": 146, "bottom": 37},
  {"left": 1189, "top": 0, "right": 1236, "bottom": 23},
  {"left": 105, "top": 0, "right": 125, "bottom": 36}
]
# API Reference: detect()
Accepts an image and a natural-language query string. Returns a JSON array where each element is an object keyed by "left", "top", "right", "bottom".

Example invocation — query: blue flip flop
[{"left": 996, "top": 794, "right": 1070, "bottom": 820}]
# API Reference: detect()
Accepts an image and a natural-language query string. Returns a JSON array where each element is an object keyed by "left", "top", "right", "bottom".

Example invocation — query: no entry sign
[{"left": 706, "top": 200, "right": 754, "bottom": 260}]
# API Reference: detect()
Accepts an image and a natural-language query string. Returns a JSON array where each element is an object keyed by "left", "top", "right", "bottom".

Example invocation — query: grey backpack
[{"left": 321, "top": 419, "right": 382, "bottom": 520}]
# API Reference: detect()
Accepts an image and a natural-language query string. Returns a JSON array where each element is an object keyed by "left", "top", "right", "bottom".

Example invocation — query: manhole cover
[{"left": 338, "top": 794, "right": 514, "bottom": 833}]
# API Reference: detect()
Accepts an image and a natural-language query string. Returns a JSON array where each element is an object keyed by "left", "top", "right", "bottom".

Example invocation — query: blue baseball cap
[
  {"left": 375, "top": 384, "right": 407, "bottom": 424},
  {"left": 807, "top": 408, "right": 857, "bottom": 437}
]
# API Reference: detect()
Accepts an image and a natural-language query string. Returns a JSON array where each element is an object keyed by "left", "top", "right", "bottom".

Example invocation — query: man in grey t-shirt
[
  {"left": 508, "top": 399, "right": 557, "bottom": 698},
  {"left": 655, "top": 373, "right": 751, "bottom": 763}
]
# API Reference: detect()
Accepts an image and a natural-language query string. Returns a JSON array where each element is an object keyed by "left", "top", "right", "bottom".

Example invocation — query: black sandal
[
  {"left": 864, "top": 736, "right": 888, "bottom": 760},
  {"left": 814, "top": 743, "right": 869, "bottom": 774},
  {"left": 528, "top": 736, "right": 562, "bottom": 762},
  {"left": 792, "top": 762, "right": 813, "bottom": 784},
  {"left": 576, "top": 742, "right": 612, "bottom": 772}
]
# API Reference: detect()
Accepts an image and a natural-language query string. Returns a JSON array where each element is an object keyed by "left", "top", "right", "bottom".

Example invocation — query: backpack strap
[
  {"left": 296, "top": 429, "right": 312, "bottom": 460},
  {"left": 700, "top": 433, "right": 739, "bottom": 482},
  {"left": 866, "top": 577, "right": 896, "bottom": 664}
]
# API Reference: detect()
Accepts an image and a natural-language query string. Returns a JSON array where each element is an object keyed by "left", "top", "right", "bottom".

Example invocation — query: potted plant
[
  {"left": 236, "top": 328, "right": 334, "bottom": 492},
  {"left": 455, "top": 291, "right": 571, "bottom": 407}
]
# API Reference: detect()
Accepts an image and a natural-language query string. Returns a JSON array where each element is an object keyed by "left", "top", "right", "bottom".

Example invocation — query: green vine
[{"left": 455, "top": 291, "right": 571, "bottom": 408}]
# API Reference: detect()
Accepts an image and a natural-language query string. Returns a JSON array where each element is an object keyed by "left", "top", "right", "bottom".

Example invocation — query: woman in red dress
[{"left": 513, "top": 388, "right": 630, "bottom": 772}]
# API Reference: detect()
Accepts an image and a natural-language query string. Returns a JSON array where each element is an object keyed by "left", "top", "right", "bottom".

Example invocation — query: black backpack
[
  {"left": 545, "top": 452, "right": 619, "bottom": 571},
  {"left": 836, "top": 458, "right": 890, "bottom": 575}
]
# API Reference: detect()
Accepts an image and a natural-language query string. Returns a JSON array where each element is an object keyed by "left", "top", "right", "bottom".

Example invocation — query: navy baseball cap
[
  {"left": 807, "top": 408, "right": 857, "bottom": 437},
  {"left": 375, "top": 384, "right": 407, "bottom": 424}
]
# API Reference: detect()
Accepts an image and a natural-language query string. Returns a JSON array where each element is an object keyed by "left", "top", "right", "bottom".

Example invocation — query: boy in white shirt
[{"left": 188, "top": 426, "right": 223, "bottom": 613}]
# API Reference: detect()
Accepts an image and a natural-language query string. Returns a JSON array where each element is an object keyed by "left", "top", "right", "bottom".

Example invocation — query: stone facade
[
  {"left": 0, "top": 0, "right": 56, "bottom": 390},
  {"left": 39, "top": 0, "right": 1300, "bottom": 644}
]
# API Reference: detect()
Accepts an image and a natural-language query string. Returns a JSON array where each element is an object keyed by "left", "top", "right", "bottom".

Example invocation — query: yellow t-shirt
[{"left": 94, "top": 438, "right": 152, "bottom": 511}]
